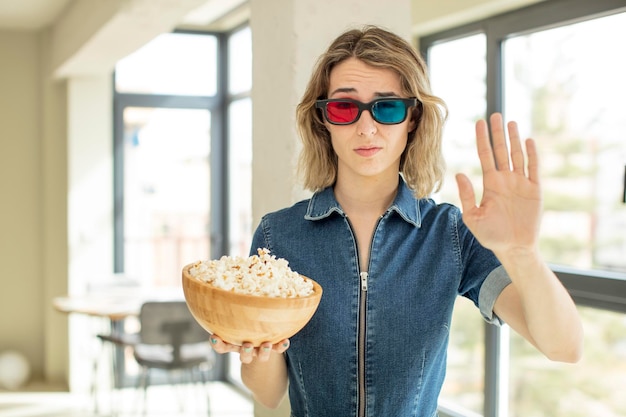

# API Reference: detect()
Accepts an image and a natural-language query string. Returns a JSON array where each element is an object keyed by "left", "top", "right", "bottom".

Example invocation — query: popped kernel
[{"left": 188, "top": 248, "right": 314, "bottom": 298}]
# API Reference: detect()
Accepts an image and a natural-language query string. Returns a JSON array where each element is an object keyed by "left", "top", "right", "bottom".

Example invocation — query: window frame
[
  {"left": 112, "top": 28, "right": 240, "bottom": 385},
  {"left": 113, "top": 29, "right": 229, "bottom": 273},
  {"left": 419, "top": 1, "right": 626, "bottom": 415}
]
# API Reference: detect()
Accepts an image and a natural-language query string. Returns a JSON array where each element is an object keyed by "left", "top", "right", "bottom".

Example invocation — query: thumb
[{"left": 455, "top": 173, "right": 476, "bottom": 213}]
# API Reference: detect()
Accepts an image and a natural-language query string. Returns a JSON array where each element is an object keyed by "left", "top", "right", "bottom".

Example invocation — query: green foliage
[
  {"left": 538, "top": 236, "right": 587, "bottom": 262},
  {"left": 543, "top": 194, "right": 594, "bottom": 211}
]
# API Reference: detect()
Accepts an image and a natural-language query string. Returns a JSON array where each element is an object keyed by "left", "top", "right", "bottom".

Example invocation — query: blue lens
[{"left": 372, "top": 100, "right": 406, "bottom": 123}]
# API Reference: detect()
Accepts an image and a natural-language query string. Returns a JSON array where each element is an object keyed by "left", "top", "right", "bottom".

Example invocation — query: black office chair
[{"left": 99, "top": 300, "right": 215, "bottom": 415}]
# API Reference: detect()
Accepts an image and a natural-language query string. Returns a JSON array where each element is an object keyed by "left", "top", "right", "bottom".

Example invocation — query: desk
[
  {"left": 53, "top": 286, "right": 185, "bottom": 320},
  {"left": 53, "top": 287, "right": 186, "bottom": 415},
  {"left": 53, "top": 286, "right": 186, "bottom": 375}
]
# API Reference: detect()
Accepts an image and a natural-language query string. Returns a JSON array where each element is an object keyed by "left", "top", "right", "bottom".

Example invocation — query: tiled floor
[{"left": 0, "top": 382, "right": 253, "bottom": 417}]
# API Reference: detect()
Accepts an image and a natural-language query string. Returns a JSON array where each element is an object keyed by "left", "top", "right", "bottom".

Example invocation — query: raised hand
[{"left": 455, "top": 113, "right": 542, "bottom": 257}]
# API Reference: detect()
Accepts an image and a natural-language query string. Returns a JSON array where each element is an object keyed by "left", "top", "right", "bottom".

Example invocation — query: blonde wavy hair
[{"left": 296, "top": 25, "right": 448, "bottom": 199}]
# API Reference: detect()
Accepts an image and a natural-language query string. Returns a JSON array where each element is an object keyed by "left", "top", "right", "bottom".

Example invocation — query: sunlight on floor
[{"left": 0, "top": 382, "right": 253, "bottom": 417}]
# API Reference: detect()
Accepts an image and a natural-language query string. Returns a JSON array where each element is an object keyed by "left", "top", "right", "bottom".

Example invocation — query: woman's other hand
[
  {"left": 455, "top": 112, "right": 542, "bottom": 258},
  {"left": 209, "top": 335, "right": 290, "bottom": 363}
]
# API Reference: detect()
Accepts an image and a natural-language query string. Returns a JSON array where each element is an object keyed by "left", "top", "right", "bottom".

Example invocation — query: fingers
[
  {"left": 475, "top": 118, "right": 496, "bottom": 174},
  {"left": 455, "top": 173, "right": 476, "bottom": 212},
  {"left": 507, "top": 121, "right": 525, "bottom": 175},
  {"left": 489, "top": 113, "right": 509, "bottom": 170},
  {"left": 209, "top": 335, "right": 290, "bottom": 363},
  {"left": 209, "top": 335, "right": 239, "bottom": 354},
  {"left": 274, "top": 339, "right": 290, "bottom": 354},
  {"left": 526, "top": 138, "right": 540, "bottom": 184},
  {"left": 240, "top": 342, "right": 256, "bottom": 363},
  {"left": 476, "top": 113, "right": 534, "bottom": 176}
]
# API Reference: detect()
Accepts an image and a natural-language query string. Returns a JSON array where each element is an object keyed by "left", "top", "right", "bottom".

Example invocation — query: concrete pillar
[
  {"left": 249, "top": 2, "right": 412, "bottom": 414},
  {"left": 66, "top": 75, "right": 115, "bottom": 393}
]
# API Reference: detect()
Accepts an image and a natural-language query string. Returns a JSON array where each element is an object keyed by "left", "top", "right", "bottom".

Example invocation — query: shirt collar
[{"left": 304, "top": 176, "right": 422, "bottom": 227}]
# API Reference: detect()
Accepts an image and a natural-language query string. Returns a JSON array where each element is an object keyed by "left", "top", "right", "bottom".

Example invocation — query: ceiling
[
  {"left": 0, "top": 0, "right": 246, "bottom": 31},
  {"left": 0, "top": 0, "right": 547, "bottom": 34}
]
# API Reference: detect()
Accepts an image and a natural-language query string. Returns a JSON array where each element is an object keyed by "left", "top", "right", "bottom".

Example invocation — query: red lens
[{"left": 326, "top": 101, "right": 359, "bottom": 124}]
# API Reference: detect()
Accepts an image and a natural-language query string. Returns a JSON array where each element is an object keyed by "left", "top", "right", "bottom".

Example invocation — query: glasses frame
[{"left": 315, "top": 97, "right": 419, "bottom": 125}]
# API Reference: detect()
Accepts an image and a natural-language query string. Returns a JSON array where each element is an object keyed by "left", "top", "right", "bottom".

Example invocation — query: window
[
  {"left": 227, "top": 26, "right": 253, "bottom": 257},
  {"left": 120, "top": 106, "right": 211, "bottom": 285},
  {"left": 113, "top": 31, "right": 224, "bottom": 287},
  {"left": 421, "top": 1, "right": 626, "bottom": 416},
  {"left": 115, "top": 32, "right": 218, "bottom": 96},
  {"left": 429, "top": 33, "right": 487, "bottom": 415},
  {"left": 503, "top": 13, "right": 626, "bottom": 274},
  {"left": 112, "top": 28, "right": 253, "bottom": 387},
  {"left": 502, "top": 11, "right": 626, "bottom": 416},
  {"left": 510, "top": 306, "right": 626, "bottom": 416}
]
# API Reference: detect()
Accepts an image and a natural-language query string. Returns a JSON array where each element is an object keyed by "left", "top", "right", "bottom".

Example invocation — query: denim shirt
[{"left": 250, "top": 177, "right": 511, "bottom": 417}]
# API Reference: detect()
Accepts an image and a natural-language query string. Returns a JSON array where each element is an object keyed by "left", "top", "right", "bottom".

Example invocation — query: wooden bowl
[{"left": 182, "top": 263, "right": 323, "bottom": 346}]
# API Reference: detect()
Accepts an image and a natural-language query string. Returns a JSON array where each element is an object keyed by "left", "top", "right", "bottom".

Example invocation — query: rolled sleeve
[{"left": 478, "top": 265, "right": 512, "bottom": 325}]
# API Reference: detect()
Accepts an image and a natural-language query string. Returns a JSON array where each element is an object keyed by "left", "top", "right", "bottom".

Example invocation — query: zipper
[
  {"left": 358, "top": 271, "right": 368, "bottom": 417},
  {"left": 347, "top": 213, "right": 384, "bottom": 417},
  {"left": 360, "top": 271, "right": 369, "bottom": 291}
]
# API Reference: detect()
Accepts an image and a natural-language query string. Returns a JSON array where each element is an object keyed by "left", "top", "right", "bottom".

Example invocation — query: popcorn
[{"left": 188, "top": 248, "right": 314, "bottom": 298}]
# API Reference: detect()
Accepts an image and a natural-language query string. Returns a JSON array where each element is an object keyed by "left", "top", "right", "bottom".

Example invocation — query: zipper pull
[{"left": 360, "top": 272, "right": 368, "bottom": 291}]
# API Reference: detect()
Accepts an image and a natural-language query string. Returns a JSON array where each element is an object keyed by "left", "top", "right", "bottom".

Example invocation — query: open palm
[{"left": 455, "top": 113, "right": 542, "bottom": 257}]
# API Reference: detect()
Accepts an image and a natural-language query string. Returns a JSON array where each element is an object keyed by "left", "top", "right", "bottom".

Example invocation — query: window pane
[
  {"left": 228, "top": 98, "right": 253, "bottom": 257},
  {"left": 504, "top": 12, "right": 626, "bottom": 273},
  {"left": 116, "top": 33, "right": 217, "bottom": 96},
  {"left": 509, "top": 306, "right": 626, "bottom": 416},
  {"left": 228, "top": 27, "right": 252, "bottom": 95},
  {"left": 123, "top": 107, "right": 211, "bottom": 286},
  {"left": 429, "top": 33, "right": 487, "bottom": 415},
  {"left": 439, "top": 297, "right": 486, "bottom": 413},
  {"left": 430, "top": 33, "right": 487, "bottom": 207}
]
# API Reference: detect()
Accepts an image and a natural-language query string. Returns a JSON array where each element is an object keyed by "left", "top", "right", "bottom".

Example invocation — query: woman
[{"left": 210, "top": 25, "right": 583, "bottom": 416}]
